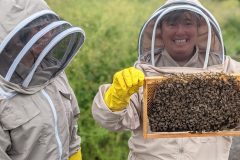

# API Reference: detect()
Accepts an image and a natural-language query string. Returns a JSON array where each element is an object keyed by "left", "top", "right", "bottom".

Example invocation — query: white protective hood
[
  {"left": 137, "top": 0, "right": 224, "bottom": 69},
  {"left": 0, "top": 0, "right": 85, "bottom": 91}
]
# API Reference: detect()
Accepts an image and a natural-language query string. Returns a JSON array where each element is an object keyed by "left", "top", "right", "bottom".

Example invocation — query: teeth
[{"left": 175, "top": 39, "right": 187, "bottom": 44}]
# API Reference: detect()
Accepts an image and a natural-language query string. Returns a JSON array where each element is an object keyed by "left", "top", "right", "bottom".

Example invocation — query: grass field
[{"left": 46, "top": 0, "right": 240, "bottom": 159}]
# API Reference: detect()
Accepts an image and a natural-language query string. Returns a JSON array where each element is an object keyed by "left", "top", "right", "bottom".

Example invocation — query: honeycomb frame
[{"left": 143, "top": 74, "right": 240, "bottom": 138}]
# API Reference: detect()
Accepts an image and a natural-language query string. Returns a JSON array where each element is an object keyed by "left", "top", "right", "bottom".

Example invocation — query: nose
[
  {"left": 36, "top": 31, "right": 53, "bottom": 46},
  {"left": 175, "top": 24, "right": 186, "bottom": 35}
]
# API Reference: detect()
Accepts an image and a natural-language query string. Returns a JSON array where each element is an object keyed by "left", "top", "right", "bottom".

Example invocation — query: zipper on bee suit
[{"left": 42, "top": 89, "right": 63, "bottom": 160}]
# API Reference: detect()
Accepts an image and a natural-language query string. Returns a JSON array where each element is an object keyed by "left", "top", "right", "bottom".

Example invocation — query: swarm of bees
[{"left": 148, "top": 72, "right": 240, "bottom": 133}]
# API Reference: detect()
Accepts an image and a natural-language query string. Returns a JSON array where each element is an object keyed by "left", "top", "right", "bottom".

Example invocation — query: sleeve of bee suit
[
  {"left": 224, "top": 56, "right": 240, "bottom": 73},
  {"left": 68, "top": 91, "right": 81, "bottom": 157},
  {"left": 0, "top": 128, "right": 12, "bottom": 160},
  {"left": 92, "top": 83, "right": 143, "bottom": 131},
  {"left": 69, "top": 83, "right": 82, "bottom": 157},
  {"left": 57, "top": 72, "right": 82, "bottom": 157}
]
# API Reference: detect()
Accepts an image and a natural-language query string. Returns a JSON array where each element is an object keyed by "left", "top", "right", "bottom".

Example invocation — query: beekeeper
[
  {"left": 92, "top": 0, "right": 240, "bottom": 159},
  {"left": 0, "top": 0, "right": 85, "bottom": 159}
]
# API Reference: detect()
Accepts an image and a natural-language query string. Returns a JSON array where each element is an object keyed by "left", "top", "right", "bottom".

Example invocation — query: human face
[
  {"left": 21, "top": 28, "right": 53, "bottom": 67},
  {"left": 161, "top": 12, "right": 198, "bottom": 65}
]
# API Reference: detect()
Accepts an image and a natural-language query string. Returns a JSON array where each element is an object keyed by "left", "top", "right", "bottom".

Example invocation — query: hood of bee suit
[
  {"left": 137, "top": 0, "right": 224, "bottom": 69},
  {"left": 0, "top": 0, "right": 85, "bottom": 94}
]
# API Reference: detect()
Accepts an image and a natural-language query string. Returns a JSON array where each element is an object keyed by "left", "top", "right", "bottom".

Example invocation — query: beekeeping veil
[
  {"left": 0, "top": 0, "right": 85, "bottom": 89},
  {"left": 138, "top": 0, "right": 224, "bottom": 69}
]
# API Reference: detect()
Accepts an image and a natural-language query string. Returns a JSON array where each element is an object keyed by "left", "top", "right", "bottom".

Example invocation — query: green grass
[{"left": 46, "top": 0, "right": 240, "bottom": 159}]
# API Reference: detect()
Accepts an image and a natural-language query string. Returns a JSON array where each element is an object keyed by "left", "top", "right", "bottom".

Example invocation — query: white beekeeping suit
[
  {"left": 92, "top": 0, "right": 240, "bottom": 160},
  {"left": 0, "top": 0, "right": 85, "bottom": 159}
]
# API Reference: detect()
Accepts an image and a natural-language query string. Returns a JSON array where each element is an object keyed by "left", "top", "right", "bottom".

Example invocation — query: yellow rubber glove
[
  {"left": 104, "top": 67, "right": 144, "bottom": 111},
  {"left": 69, "top": 149, "right": 82, "bottom": 160}
]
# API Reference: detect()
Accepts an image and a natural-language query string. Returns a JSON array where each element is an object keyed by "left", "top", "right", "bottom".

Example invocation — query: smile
[{"left": 174, "top": 39, "right": 188, "bottom": 45}]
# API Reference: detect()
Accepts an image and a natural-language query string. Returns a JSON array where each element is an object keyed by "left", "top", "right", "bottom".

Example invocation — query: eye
[
  {"left": 167, "top": 22, "right": 177, "bottom": 27},
  {"left": 185, "top": 20, "right": 194, "bottom": 26}
]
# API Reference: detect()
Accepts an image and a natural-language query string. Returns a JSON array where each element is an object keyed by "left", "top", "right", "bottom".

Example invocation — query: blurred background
[{"left": 46, "top": 0, "right": 240, "bottom": 159}]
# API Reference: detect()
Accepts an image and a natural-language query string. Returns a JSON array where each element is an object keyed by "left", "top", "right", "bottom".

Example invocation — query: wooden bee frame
[{"left": 143, "top": 75, "right": 240, "bottom": 138}]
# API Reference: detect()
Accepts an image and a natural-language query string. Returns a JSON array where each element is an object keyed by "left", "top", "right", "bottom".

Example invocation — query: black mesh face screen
[{"left": 0, "top": 11, "right": 85, "bottom": 88}]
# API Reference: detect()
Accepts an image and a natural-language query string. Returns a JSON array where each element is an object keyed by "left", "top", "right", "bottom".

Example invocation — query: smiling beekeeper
[{"left": 92, "top": 0, "right": 240, "bottom": 160}]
